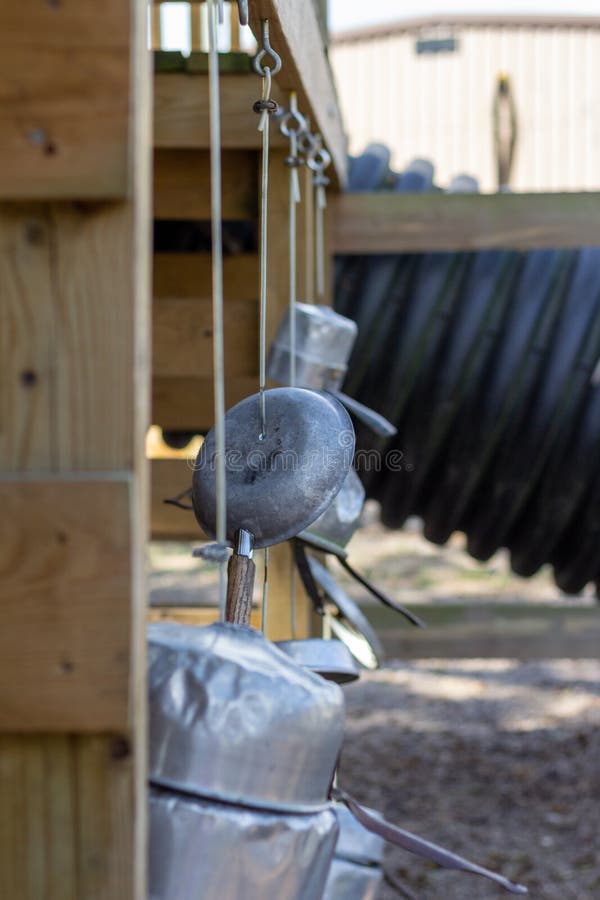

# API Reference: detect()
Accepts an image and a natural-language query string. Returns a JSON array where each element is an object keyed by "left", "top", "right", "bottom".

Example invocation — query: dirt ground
[{"left": 339, "top": 658, "right": 600, "bottom": 900}]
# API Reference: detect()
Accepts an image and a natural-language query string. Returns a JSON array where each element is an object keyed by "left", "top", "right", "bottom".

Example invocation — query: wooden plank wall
[
  {"left": 151, "top": 122, "right": 316, "bottom": 638},
  {"left": 0, "top": 1, "right": 151, "bottom": 897}
]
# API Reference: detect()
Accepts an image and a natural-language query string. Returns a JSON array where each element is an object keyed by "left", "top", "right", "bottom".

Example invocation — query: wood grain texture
[
  {"left": 0, "top": 201, "right": 145, "bottom": 472},
  {"left": 154, "top": 252, "right": 259, "bottom": 300},
  {"left": 153, "top": 297, "right": 258, "bottom": 377},
  {"left": 0, "top": 0, "right": 150, "bottom": 894},
  {"left": 154, "top": 148, "right": 258, "bottom": 220},
  {"left": 333, "top": 192, "right": 600, "bottom": 253},
  {"left": 154, "top": 72, "right": 286, "bottom": 149},
  {"left": 0, "top": 1, "right": 130, "bottom": 198},
  {"left": 152, "top": 375, "right": 258, "bottom": 430},
  {"left": 248, "top": 0, "right": 348, "bottom": 188},
  {"left": 0, "top": 734, "right": 135, "bottom": 900},
  {"left": 0, "top": 478, "right": 133, "bottom": 731}
]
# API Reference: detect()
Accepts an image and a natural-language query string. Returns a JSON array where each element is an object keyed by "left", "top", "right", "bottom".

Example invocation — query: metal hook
[
  {"left": 297, "top": 122, "right": 317, "bottom": 156},
  {"left": 306, "top": 138, "right": 332, "bottom": 174},
  {"left": 279, "top": 92, "right": 307, "bottom": 138},
  {"left": 253, "top": 19, "right": 282, "bottom": 76}
]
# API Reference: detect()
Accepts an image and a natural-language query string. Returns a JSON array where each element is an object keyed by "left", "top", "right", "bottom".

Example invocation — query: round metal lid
[{"left": 192, "top": 388, "right": 355, "bottom": 549}]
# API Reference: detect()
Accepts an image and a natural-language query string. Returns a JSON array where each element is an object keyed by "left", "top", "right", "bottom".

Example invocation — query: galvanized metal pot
[
  {"left": 148, "top": 622, "right": 346, "bottom": 900},
  {"left": 149, "top": 621, "right": 345, "bottom": 810},
  {"left": 150, "top": 788, "right": 338, "bottom": 900}
]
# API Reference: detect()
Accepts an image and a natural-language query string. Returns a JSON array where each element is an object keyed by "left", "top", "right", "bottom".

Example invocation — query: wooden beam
[
  {"left": 333, "top": 192, "right": 600, "bottom": 253},
  {"left": 149, "top": 607, "right": 262, "bottom": 628},
  {"left": 248, "top": 1, "right": 348, "bottom": 189},
  {"left": 0, "top": 477, "right": 135, "bottom": 732},
  {"left": 154, "top": 72, "right": 286, "bottom": 149},
  {"left": 0, "top": 1, "right": 131, "bottom": 199},
  {"left": 154, "top": 252, "right": 259, "bottom": 300},
  {"left": 154, "top": 148, "right": 257, "bottom": 219},
  {"left": 152, "top": 375, "right": 258, "bottom": 430},
  {"left": 153, "top": 298, "right": 258, "bottom": 377},
  {"left": 0, "top": 734, "right": 135, "bottom": 900},
  {"left": 0, "top": 0, "right": 150, "bottom": 895}
]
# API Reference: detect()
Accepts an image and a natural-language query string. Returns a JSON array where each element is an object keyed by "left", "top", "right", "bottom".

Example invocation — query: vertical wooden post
[{"left": 0, "top": 0, "right": 151, "bottom": 897}]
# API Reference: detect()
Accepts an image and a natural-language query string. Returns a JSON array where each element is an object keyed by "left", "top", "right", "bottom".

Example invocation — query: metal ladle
[{"left": 192, "top": 387, "right": 355, "bottom": 622}]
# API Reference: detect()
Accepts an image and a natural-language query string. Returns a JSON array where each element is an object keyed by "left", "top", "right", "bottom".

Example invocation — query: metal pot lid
[
  {"left": 275, "top": 639, "right": 360, "bottom": 684},
  {"left": 192, "top": 388, "right": 355, "bottom": 549}
]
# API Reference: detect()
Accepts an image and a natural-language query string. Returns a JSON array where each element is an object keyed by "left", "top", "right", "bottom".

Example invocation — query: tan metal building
[{"left": 331, "top": 15, "right": 600, "bottom": 192}]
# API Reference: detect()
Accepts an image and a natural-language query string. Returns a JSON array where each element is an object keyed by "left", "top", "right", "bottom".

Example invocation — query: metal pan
[{"left": 192, "top": 387, "right": 354, "bottom": 549}]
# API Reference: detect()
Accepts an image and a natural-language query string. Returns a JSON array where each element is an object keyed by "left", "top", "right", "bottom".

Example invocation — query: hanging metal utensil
[
  {"left": 275, "top": 638, "right": 360, "bottom": 684},
  {"left": 192, "top": 386, "right": 355, "bottom": 547},
  {"left": 268, "top": 302, "right": 397, "bottom": 438}
]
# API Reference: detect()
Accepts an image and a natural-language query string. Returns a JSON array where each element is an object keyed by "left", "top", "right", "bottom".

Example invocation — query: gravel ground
[{"left": 339, "top": 659, "right": 600, "bottom": 900}]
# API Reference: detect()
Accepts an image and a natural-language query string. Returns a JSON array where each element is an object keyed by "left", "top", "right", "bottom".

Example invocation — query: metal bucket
[
  {"left": 148, "top": 622, "right": 345, "bottom": 811},
  {"left": 268, "top": 303, "right": 358, "bottom": 391},
  {"left": 150, "top": 787, "right": 338, "bottom": 900}
]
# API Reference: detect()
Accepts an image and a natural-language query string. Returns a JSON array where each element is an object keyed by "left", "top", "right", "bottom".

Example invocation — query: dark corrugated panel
[{"left": 335, "top": 148, "right": 600, "bottom": 595}]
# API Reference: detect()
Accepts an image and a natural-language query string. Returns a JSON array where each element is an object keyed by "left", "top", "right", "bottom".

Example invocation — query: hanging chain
[
  {"left": 307, "top": 138, "right": 332, "bottom": 304},
  {"left": 206, "top": 0, "right": 228, "bottom": 619},
  {"left": 253, "top": 20, "right": 281, "bottom": 439}
]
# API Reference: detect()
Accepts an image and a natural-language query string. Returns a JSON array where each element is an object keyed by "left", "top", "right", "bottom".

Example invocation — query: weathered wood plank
[
  {"left": 153, "top": 375, "right": 258, "bottom": 430},
  {"left": 0, "top": 0, "right": 150, "bottom": 895},
  {"left": 333, "top": 192, "right": 600, "bottom": 253},
  {"left": 0, "top": 734, "right": 135, "bottom": 900},
  {"left": 153, "top": 298, "right": 258, "bottom": 377},
  {"left": 248, "top": 1, "right": 347, "bottom": 188},
  {"left": 154, "top": 72, "right": 286, "bottom": 149},
  {"left": 0, "top": 1, "right": 131, "bottom": 198},
  {"left": 0, "top": 478, "right": 133, "bottom": 731},
  {"left": 154, "top": 252, "right": 259, "bottom": 300},
  {"left": 149, "top": 606, "right": 262, "bottom": 628},
  {"left": 154, "top": 148, "right": 257, "bottom": 220},
  {"left": 0, "top": 201, "right": 148, "bottom": 472}
]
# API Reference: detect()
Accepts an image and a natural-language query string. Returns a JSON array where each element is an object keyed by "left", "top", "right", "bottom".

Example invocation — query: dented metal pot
[
  {"left": 150, "top": 787, "right": 338, "bottom": 900},
  {"left": 148, "top": 621, "right": 345, "bottom": 811}
]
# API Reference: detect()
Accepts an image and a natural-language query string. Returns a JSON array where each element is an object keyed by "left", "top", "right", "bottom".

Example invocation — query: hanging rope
[
  {"left": 307, "top": 138, "right": 332, "bottom": 304},
  {"left": 253, "top": 20, "right": 281, "bottom": 439},
  {"left": 253, "top": 20, "right": 281, "bottom": 632},
  {"left": 279, "top": 94, "right": 308, "bottom": 636},
  {"left": 279, "top": 93, "right": 306, "bottom": 386},
  {"left": 206, "top": 0, "right": 228, "bottom": 619}
]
